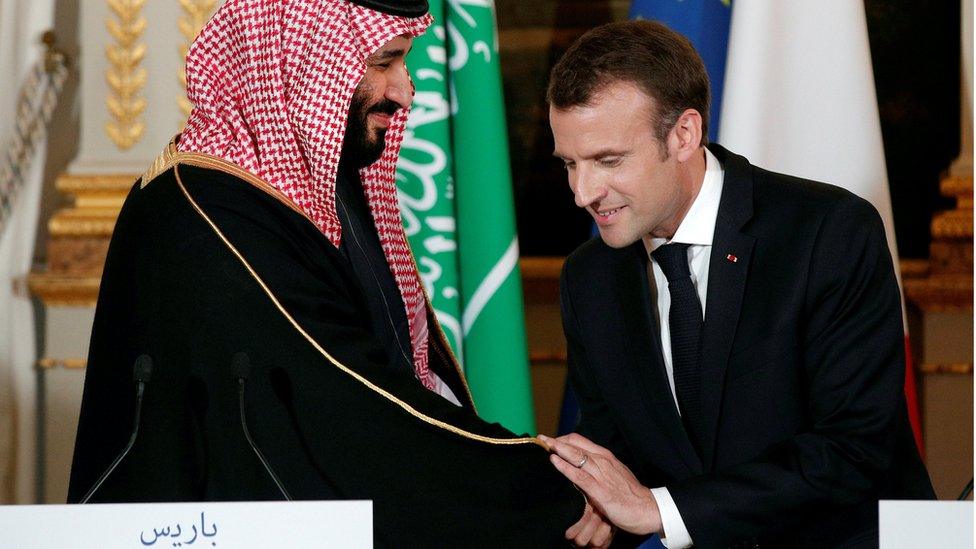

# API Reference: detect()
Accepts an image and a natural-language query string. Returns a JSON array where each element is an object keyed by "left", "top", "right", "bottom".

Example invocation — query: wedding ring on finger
[{"left": 575, "top": 453, "right": 588, "bottom": 469}]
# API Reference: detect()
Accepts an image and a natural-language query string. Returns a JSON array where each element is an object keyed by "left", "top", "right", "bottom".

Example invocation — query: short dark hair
[{"left": 547, "top": 20, "right": 711, "bottom": 146}]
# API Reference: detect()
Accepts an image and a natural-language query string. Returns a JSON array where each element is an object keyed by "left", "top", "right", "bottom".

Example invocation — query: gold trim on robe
[{"left": 149, "top": 155, "right": 544, "bottom": 448}]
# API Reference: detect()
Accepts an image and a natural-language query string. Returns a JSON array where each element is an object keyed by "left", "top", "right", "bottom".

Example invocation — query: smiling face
[
  {"left": 551, "top": 80, "right": 703, "bottom": 249},
  {"left": 343, "top": 35, "right": 414, "bottom": 168}
]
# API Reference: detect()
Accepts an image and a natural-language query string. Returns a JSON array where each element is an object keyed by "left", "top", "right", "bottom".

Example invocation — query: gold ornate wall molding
[
  {"left": 36, "top": 358, "right": 89, "bottom": 370},
  {"left": 930, "top": 175, "right": 973, "bottom": 241},
  {"left": 177, "top": 0, "right": 219, "bottom": 118},
  {"left": 919, "top": 362, "right": 974, "bottom": 375},
  {"left": 105, "top": 0, "right": 148, "bottom": 150},
  {"left": 48, "top": 173, "right": 132, "bottom": 236},
  {"left": 28, "top": 173, "right": 133, "bottom": 305},
  {"left": 904, "top": 172, "right": 973, "bottom": 313},
  {"left": 27, "top": 274, "right": 102, "bottom": 307},
  {"left": 904, "top": 274, "right": 973, "bottom": 312},
  {"left": 34, "top": 2, "right": 220, "bottom": 307}
]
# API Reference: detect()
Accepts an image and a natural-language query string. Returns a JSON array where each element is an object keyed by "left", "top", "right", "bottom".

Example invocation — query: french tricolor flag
[{"left": 719, "top": 0, "right": 925, "bottom": 456}]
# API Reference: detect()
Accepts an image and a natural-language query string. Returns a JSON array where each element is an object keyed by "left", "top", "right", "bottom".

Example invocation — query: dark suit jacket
[{"left": 560, "top": 144, "right": 934, "bottom": 548}]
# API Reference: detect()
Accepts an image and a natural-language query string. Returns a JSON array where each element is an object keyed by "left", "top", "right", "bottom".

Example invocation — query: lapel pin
[{"left": 726, "top": 253, "right": 738, "bottom": 263}]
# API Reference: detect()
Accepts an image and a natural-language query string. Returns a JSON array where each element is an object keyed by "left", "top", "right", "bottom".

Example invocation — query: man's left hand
[
  {"left": 539, "top": 433, "right": 663, "bottom": 536},
  {"left": 566, "top": 501, "right": 615, "bottom": 548}
]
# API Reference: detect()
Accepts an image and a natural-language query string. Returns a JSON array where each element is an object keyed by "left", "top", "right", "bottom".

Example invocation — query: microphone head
[
  {"left": 232, "top": 352, "right": 251, "bottom": 381},
  {"left": 133, "top": 354, "right": 153, "bottom": 384}
]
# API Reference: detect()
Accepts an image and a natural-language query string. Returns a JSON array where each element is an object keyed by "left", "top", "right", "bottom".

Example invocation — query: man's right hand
[{"left": 540, "top": 433, "right": 663, "bottom": 537}]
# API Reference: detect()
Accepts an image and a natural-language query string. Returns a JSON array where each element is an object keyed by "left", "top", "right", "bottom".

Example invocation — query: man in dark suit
[{"left": 539, "top": 20, "right": 934, "bottom": 548}]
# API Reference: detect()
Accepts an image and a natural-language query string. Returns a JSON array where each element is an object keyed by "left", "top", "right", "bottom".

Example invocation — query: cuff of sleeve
[{"left": 650, "top": 487, "right": 693, "bottom": 548}]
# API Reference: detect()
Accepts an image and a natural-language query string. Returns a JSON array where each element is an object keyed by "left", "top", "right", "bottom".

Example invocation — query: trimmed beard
[{"left": 342, "top": 89, "right": 400, "bottom": 169}]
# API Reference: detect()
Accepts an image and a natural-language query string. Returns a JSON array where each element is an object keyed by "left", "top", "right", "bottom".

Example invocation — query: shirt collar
[{"left": 645, "top": 147, "right": 724, "bottom": 253}]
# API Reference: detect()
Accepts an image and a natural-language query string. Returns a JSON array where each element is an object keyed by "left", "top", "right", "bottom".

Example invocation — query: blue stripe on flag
[{"left": 629, "top": 0, "right": 732, "bottom": 142}]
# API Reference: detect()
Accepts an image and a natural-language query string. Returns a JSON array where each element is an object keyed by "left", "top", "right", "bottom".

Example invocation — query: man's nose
[
  {"left": 573, "top": 169, "right": 608, "bottom": 208},
  {"left": 386, "top": 66, "right": 413, "bottom": 110}
]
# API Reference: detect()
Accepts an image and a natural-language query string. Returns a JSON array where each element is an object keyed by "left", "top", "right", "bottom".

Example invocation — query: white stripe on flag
[
  {"left": 719, "top": 1, "right": 900, "bottom": 277},
  {"left": 462, "top": 237, "right": 519, "bottom": 336}
]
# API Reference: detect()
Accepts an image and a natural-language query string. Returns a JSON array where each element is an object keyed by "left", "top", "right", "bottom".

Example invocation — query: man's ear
[{"left": 671, "top": 109, "right": 703, "bottom": 163}]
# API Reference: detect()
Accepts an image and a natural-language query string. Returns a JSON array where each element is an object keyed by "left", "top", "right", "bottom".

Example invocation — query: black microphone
[
  {"left": 79, "top": 354, "right": 153, "bottom": 504},
  {"left": 233, "top": 352, "right": 291, "bottom": 500}
]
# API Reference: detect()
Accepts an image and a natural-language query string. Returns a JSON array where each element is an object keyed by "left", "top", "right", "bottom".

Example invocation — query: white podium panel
[
  {"left": 879, "top": 500, "right": 973, "bottom": 549},
  {"left": 0, "top": 500, "right": 371, "bottom": 548}
]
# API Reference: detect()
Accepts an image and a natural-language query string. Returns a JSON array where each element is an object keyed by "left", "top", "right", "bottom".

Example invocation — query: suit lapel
[
  {"left": 615, "top": 243, "right": 702, "bottom": 474},
  {"left": 699, "top": 145, "right": 756, "bottom": 470}
]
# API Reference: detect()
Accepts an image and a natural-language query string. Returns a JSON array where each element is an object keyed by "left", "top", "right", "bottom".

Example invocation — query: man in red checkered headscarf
[
  {"left": 69, "top": 1, "right": 595, "bottom": 545},
  {"left": 178, "top": 0, "right": 437, "bottom": 393}
]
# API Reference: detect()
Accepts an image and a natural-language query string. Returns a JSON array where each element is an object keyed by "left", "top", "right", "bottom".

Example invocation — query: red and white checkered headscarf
[{"left": 179, "top": 0, "right": 435, "bottom": 389}]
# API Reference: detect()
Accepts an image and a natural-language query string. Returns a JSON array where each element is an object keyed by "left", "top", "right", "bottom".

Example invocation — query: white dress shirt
[{"left": 642, "top": 147, "right": 724, "bottom": 549}]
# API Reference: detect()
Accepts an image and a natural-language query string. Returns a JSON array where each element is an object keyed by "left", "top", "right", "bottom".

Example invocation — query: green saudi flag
[{"left": 396, "top": 0, "right": 536, "bottom": 434}]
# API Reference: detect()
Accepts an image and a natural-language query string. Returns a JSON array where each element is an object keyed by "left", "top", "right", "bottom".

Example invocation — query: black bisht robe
[{"left": 67, "top": 151, "right": 585, "bottom": 547}]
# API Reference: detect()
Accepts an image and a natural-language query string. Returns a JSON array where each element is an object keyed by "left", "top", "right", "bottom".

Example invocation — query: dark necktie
[{"left": 652, "top": 243, "right": 705, "bottom": 457}]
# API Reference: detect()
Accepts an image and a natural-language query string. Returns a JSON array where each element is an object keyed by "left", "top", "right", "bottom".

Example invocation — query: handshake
[{"left": 539, "top": 434, "right": 664, "bottom": 549}]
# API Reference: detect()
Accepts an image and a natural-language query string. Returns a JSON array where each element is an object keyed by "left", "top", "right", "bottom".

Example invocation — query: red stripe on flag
[{"left": 904, "top": 335, "right": 924, "bottom": 459}]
